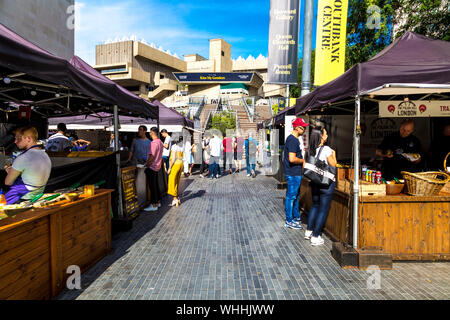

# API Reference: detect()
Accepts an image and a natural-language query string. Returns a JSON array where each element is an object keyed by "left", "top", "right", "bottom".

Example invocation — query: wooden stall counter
[
  {"left": 0, "top": 189, "right": 113, "bottom": 299},
  {"left": 299, "top": 178, "right": 450, "bottom": 261}
]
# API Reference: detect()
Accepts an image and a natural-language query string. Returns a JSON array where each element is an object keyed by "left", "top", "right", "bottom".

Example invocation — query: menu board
[{"left": 121, "top": 167, "right": 139, "bottom": 218}]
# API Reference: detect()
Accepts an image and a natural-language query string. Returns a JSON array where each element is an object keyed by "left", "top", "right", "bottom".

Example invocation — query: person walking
[
  {"left": 167, "top": 136, "right": 184, "bottom": 207},
  {"left": 199, "top": 135, "right": 210, "bottom": 178},
  {"left": 233, "top": 132, "right": 244, "bottom": 173},
  {"left": 245, "top": 133, "right": 258, "bottom": 178},
  {"left": 304, "top": 127, "right": 337, "bottom": 245},
  {"left": 208, "top": 130, "right": 222, "bottom": 179},
  {"left": 126, "top": 125, "right": 151, "bottom": 165},
  {"left": 223, "top": 133, "right": 234, "bottom": 175},
  {"left": 283, "top": 118, "right": 308, "bottom": 230},
  {"left": 183, "top": 133, "right": 193, "bottom": 177},
  {"left": 144, "top": 127, "right": 164, "bottom": 212}
]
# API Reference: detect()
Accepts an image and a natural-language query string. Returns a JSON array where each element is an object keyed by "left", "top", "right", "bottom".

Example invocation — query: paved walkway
[{"left": 56, "top": 171, "right": 450, "bottom": 300}]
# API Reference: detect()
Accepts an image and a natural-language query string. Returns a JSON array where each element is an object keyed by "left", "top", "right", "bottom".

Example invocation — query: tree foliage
[
  {"left": 208, "top": 111, "right": 236, "bottom": 136},
  {"left": 345, "top": 0, "right": 393, "bottom": 70},
  {"left": 391, "top": 0, "right": 450, "bottom": 41}
]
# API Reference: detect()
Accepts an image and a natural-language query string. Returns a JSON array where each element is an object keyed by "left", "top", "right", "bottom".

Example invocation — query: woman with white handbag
[{"left": 304, "top": 127, "right": 337, "bottom": 246}]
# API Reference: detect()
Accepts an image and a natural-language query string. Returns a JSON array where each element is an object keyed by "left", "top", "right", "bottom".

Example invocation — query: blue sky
[{"left": 75, "top": 0, "right": 317, "bottom": 66}]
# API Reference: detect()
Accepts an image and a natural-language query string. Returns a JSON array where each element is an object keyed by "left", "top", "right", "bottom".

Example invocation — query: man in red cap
[{"left": 283, "top": 117, "right": 308, "bottom": 229}]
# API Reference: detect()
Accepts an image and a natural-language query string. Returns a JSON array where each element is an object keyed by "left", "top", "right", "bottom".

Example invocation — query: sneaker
[
  {"left": 251, "top": 171, "right": 256, "bottom": 178},
  {"left": 200, "top": 174, "right": 205, "bottom": 178},
  {"left": 247, "top": 173, "right": 251, "bottom": 177},
  {"left": 143, "top": 205, "right": 158, "bottom": 212},
  {"left": 304, "top": 230, "right": 313, "bottom": 240},
  {"left": 156, "top": 203, "right": 161, "bottom": 208},
  {"left": 311, "top": 235, "right": 324, "bottom": 246},
  {"left": 284, "top": 221, "right": 302, "bottom": 230},
  {"left": 216, "top": 175, "right": 220, "bottom": 179}
]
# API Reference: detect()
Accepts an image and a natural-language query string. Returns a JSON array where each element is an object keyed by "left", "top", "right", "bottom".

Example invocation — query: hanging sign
[
  {"left": 379, "top": 101, "right": 450, "bottom": 117},
  {"left": 314, "top": 0, "right": 349, "bottom": 86},
  {"left": 267, "top": 0, "right": 300, "bottom": 84}
]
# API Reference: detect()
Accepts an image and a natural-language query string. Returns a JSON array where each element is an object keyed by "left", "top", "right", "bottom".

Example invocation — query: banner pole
[
  {"left": 353, "top": 96, "right": 361, "bottom": 248},
  {"left": 301, "top": 0, "right": 313, "bottom": 96},
  {"left": 114, "top": 104, "right": 124, "bottom": 218}
]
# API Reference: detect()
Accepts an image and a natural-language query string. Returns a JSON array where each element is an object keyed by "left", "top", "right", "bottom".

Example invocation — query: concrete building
[
  {"left": 94, "top": 37, "right": 285, "bottom": 108},
  {"left": 0, "top": 0, "right": 74, "bottom": 60}
]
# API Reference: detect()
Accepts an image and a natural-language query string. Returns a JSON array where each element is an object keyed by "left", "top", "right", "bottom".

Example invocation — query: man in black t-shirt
[{"left": 376, "top": 119, "right": 422, "bottom": 180}]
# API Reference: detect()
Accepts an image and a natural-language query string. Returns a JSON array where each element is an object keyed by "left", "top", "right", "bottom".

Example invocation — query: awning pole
[
  {"left": 353, "top": 96, "right": 361, "bottom": 248},
  {"left": 114, "top": 104, "right": 124, "bottom": 218}
]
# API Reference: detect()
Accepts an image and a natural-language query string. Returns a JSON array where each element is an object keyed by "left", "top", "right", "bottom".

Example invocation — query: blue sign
[{"left": 173, "top": 72, "right": 254, "bottom": 83}]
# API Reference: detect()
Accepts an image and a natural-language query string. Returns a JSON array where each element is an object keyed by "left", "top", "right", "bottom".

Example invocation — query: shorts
[{"left": 234, "top": 151, "right": 243, "bottom": 160}]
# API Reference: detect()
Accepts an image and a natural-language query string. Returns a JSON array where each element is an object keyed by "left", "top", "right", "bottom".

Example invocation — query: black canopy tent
[
  {"left": 294, "top": 32, "right": 450, "bottom": 249},
  {"left": 0, "top": 23, "right": 161, "bottom": 218}
]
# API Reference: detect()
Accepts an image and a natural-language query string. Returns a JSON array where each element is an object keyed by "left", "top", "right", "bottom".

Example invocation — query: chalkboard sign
[{"left": 121, "top": 166, "right": 139, "bottom": 218}]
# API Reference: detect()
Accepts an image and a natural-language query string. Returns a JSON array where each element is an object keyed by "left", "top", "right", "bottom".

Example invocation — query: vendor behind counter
[
  {"left": 4, "top": 126, "right": 51, "bottom": 204},
  {"left": 376, "top": 119, "right": 422, "bottom": 181}
]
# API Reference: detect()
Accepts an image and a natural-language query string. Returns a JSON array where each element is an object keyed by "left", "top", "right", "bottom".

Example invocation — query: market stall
[
  {"left": 294, "top": 32, "right": 450, "bottom": 264},
  {"left": 0, "top": 23, "right": 158, "bottom": 298}
]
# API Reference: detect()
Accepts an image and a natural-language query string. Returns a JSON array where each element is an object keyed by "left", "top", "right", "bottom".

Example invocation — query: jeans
[
  {"left": 145, "top": 168, "right": 162, "bottom": 205},
  {"left": 208, "top": 156, "right": 219, "bottom": 178},
  {"left": 307, "top": 181, "right": 336, "bottom": 237},
  {"left": 284, "top": 175, "right": 302, "bottom": 223},
  {"left": 162, "top": 156, "right": 169, "bottom": 179},
  {"left": 246, "top": 154, "right": 256, "bottom": 174}
]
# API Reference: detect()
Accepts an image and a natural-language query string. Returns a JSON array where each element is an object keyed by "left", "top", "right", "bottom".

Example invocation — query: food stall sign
[{"left": 379, "top": 101, "right": 450, "bottom": 118}]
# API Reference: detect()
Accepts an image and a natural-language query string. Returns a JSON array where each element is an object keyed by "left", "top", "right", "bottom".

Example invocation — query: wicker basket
[{"left": 401, "top": 171, "right": 450, "bottom": 196}]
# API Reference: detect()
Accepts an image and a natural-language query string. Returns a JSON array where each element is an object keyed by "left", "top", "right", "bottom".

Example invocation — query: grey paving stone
[{"left": 55, "top": 171, "right": 450, "bottom": 301}]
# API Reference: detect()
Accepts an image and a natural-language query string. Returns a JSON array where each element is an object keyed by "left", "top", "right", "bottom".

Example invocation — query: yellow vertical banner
[{"left": 314, "top": 0, "right": 349, "bottom": 86}]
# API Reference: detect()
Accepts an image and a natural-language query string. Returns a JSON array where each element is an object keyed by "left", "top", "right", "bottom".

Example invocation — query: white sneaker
[
  {"left": 304, "top": 230, "right": 313, "bottom": 240},
  {"left": 143, "top": 205, "right": 158, "bottom": 212},
  {"left": 247, "top": 174, "right": 251, "bottom": 177},
  {"left": 156, "top": 203, "right": 161, "bottom": 208},
  {"left": 311, "top": 235, "right": 324, "bottom": 246}
]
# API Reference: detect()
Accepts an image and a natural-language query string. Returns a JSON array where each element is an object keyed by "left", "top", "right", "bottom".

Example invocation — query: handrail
[{"left": 241, "top": 97, "right": 254, "bottom": 122}]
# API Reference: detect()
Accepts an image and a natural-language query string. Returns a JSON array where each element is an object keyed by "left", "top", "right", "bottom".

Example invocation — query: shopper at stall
[
  {"left": 4, "top": 126, "right": 52, "bottom": 204},
  {"left": 71, "top": 135, "right": 91, "bottom": 151},
  {"left": 46, "top": 123, "right": 72, "bottom": 152},
  {"left": 283, "top": 118, "right": 308, "bottom": 230},
  {"left": 161, "top": 129, "right": 172, "bottom": 177},
  {"left": 167, "top": 136, "right": 184, "bottom": 207},
  {"left": 304, "top": 127, "right": 337, "bottom": 245},
  {"left": 245, "top": 133, "right": 258, "bottom": 178},
  {"left": 127, "top": 125, "right": 151, "bottom": 165},
  {"left": 109, "top": 132, "right": 122, "bottom": 150},
  {"left": 144, "top": 127, "right": 163, "bottom": 211},
  {"left": 376, "top": 119, "right": 422, "bottom": 181},
  {"left": 233, "top": 132, "right": 244, "bottom": 173}
]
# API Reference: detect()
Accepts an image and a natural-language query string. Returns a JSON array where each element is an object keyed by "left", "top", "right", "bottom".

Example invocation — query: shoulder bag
[{"left": 303, "top": 146, "right": 336, "bottom": 187}]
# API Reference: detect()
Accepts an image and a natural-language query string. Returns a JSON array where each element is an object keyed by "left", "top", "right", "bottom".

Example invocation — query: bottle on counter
[
  {"left": 376, "top": 171, "right": 382, "bottom": 184},
  {"left": 0, "top": 189, "right": 6, "bottom": 205},
  {"left": 361, "top": 166, "right": 367, "bottom": 181}
]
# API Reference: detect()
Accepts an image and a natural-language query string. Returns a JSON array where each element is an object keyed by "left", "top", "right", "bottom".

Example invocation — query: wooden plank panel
[
  {"left": 62, "top": 238, "right": 108, "bottom": 273},
  {"left": 6, "top": 266, "right": 50, "bottom": 300},
  {"left": 62, "top": 214, "right": 106, "bottom": 243},
  {"left": 0, "top": 225, "right": 49, "bottom": 267},
  {"left": 0, "top": 219, "right": 48, "bottom": 253},
  {"left": 49, "top": 213, "right": 63, "bottom": 297},
  {"left": 61, "top": 201, "right": 108, "bottom": 234},
  {"left": 0, "top": 250, "right": 50, "bottom": 299},
  {"left": 62, "top": 224, "right": 106, "bottom": 259},
  {"left": 0, "top": 233, "right": 48, "bottom": 278}
]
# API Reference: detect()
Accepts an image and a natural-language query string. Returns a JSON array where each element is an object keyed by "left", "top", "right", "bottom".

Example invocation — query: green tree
[
  {"left": 345, "top": 0, "right": 394, "bottom": 70},
  {"left": 391, "top": 0, "right": 450, "bottom": 41},
  {"left": 290, "top": 49, "right": 316, "bottom": 98},
  {"left": 208, "top": 111, "right": 236, "bottom": 136}
]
